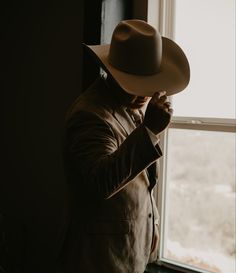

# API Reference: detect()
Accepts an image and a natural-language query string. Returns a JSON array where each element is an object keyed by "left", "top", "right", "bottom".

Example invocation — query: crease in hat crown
[{"left": 108, "top": 20, "right": 162, "bottom": 76}]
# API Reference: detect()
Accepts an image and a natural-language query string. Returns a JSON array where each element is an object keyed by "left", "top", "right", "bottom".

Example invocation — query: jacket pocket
[{"left": 86, "top": 220, "right": 131, "bottom": 235}]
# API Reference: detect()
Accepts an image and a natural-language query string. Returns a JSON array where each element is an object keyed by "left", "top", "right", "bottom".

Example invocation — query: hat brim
[{"left": 84, "top": 37, "right": 190, "bottom": 97}]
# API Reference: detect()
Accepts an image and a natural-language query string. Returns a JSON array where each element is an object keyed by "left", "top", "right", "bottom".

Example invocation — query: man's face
[{"left": 105, "top": 75, "right": 150, "bottom": 109}]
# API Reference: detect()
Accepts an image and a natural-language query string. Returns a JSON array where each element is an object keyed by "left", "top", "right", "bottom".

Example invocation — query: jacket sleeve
[{"left": 66, "top": 111, "right": 162, "bottom": 200}]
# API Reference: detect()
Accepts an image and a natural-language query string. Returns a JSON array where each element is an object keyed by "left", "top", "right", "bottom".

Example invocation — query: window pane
[
  {"left": 172, "top": 0, "right": 235, "bottom": 119},
  {"left": 163, "top": 129, "right": 236, "bottom": 273}
]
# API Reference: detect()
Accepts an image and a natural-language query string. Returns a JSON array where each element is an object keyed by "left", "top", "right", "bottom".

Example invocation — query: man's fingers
[
  {"left": 152, "top": 91, "right": 166, "bottom": 100},
  {"left": 158, "top": 95, "right": 168, "bottom": 104},
  {"left": 144, "top": 91, "right": 173, "bottom": 134},
  {"left": 151, "top": 92, "right": 167, "bottom": 105},
  {"left": 149, "top": 91, "right": 173, "bottom": 115},
  {"left": 164, "top": 101, "right": 171, "bottom": 107},
  {"left": 160, "top": 101, "right": 173, "bottom": 115},
  {"left": 168, "top": 107, "right": 174, "bottom": 115},
  {"left": 158, "top": 91, "right": 167, "bottom": 98},
  {"left": 156, "top": 95, "right": 170, "bottom": 107}
]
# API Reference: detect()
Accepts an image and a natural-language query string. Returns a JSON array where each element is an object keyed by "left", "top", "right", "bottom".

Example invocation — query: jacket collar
[{"left": 98, "top": 77, "right": 137, "bottom": 136}]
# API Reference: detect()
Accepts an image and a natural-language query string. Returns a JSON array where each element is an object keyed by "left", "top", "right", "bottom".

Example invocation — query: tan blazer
[{"left": 62, "top": 78, "right": 162, "bottom": 273}]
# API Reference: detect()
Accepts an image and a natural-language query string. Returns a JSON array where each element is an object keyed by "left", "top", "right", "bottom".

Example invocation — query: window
[
  {"left": 163, "top": 129, "right": 235, "bottom": 273},
  {"left": 148, "top": 0, "right": 236, "bottom": 272}
]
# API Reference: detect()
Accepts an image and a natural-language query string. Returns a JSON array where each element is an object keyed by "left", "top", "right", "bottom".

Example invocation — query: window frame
[
  {"left": 156, "top": 121, "right": 235, "bottom": 273},
  {"left": 148, "top": 0, "right": 236, "bottom": 272}
]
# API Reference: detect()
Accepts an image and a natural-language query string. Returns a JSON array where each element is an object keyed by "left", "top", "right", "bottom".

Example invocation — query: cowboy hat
[{"left": 84, "top": 19, "right": 190, "bottom": 97}]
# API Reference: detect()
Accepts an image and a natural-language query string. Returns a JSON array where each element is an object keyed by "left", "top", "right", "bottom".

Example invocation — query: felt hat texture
[{"left": 84, "top": 19, "right": 190, "bottom": 97}]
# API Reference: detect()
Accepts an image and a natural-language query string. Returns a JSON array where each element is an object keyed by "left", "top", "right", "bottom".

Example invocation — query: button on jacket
[{"left": 62, "top": 77, "right": 162, "bottom": 273}]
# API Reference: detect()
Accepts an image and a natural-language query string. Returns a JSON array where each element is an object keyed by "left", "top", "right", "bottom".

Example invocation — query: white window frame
[
  {"left": 148, "top": 0, "right": 236, "bottom": 272},
  {"left": 156, "top": 119, "right": 235, "bottom": 273}
]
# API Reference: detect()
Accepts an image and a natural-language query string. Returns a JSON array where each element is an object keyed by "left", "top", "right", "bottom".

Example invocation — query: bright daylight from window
[
  {"left": 149, "top": 0, "right": 235, "bottom": 272},
  {"left": 171, "top": 0, "right": 235, "bottom": 119},
  {"left": 165, "top": 129, "right": 235, "bottom": 273}
]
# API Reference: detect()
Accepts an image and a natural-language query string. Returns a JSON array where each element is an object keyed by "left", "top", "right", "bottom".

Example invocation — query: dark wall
[
  {"left": 1, "top": 0, "right": 139, "bottom": 272},
  {"left": 1, "top": 1, "right": 84, "bottom": 272}
]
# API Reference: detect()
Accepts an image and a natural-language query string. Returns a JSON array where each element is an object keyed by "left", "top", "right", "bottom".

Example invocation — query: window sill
[{"left": 146, "top": 263, "right": 181, "bottom": 273}]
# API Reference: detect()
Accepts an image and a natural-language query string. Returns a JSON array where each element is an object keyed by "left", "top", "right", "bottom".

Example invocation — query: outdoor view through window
[
  {"left": 149, "top": 0, "right": 235, "bottom": 272},
  {"left": 165, "top": 129, "right": 235, "bottom": 273}
]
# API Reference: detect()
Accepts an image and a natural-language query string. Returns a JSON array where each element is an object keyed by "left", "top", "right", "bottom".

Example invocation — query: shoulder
[{"left": 66, "top": 77, "right": 116, "bottom": 123}]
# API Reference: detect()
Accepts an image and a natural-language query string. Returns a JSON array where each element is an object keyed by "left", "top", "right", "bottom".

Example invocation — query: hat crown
[{"left": 108, "top": 20, "right": 162, "bottom": 75}]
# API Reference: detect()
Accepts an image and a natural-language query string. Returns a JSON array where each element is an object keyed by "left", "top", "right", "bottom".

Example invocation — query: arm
[{"left": 66, "top": 111, "right": 162, "bottom": 200}]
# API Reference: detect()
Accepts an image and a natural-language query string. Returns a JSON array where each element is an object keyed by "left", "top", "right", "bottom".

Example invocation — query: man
[{"left": 62, "top": 20, "right": 190, "bottom": 273}]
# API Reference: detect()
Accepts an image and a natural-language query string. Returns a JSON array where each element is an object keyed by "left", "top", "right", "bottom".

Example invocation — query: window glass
[
  {"left": 164, "top": 128, "right": 236, "bottom": 273},
  {"left": 172, "top": 0, "right": 235, "bottom": 119}
]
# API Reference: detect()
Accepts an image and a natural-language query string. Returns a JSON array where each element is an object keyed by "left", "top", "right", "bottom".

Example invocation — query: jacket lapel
[
  {"left": 114, "top": 107, "right": 158, "bottom": 190},
  {"left": 96, "top": 77, "right": 158, "bottom": 189},
  {"left": 113, "top": 107, "right": 136, "bottom": 137},
  {"left": 95, "top": 77, "right": 136, "bottom": 137}
]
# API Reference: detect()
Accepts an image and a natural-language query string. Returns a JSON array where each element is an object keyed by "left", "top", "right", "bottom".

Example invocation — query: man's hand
[{"left": 144, "top": 91, "right": 173, "bottom": 135}]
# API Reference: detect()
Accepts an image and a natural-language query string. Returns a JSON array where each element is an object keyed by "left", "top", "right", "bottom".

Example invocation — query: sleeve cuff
[{"left": 145, "top": 126, "right": 160, "bottom": 146}]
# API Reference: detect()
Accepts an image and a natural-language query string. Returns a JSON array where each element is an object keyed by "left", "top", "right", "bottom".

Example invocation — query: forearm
[
  {"left": 89, "top": 125, "right": 162, "bottom": 199},
  {"left": 66, "top": 112, "right": 162, "bottom": 200}
]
